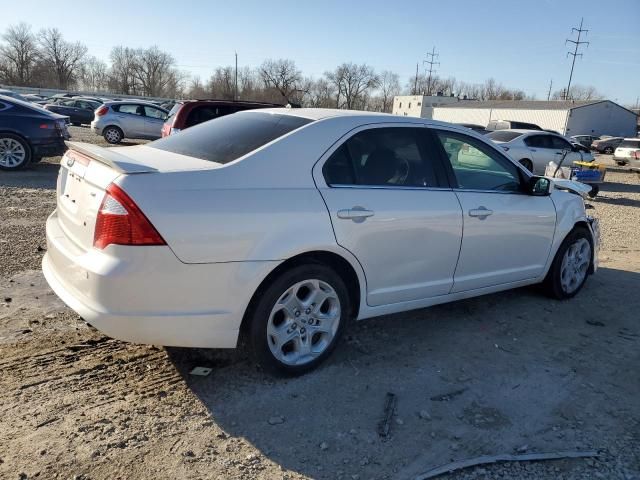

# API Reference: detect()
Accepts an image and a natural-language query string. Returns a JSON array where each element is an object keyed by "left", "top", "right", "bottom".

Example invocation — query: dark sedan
[
  {"left": 44, "top": 98, "right": 100, "bottom": 126},
  {"left": 0, "top": 95, "right": 69, "bottom": 170}
]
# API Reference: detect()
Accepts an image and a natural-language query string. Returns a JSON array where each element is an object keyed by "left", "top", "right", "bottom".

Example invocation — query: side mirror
[{"left": 529, "top": 176, "right": 551, "bottom": 196}]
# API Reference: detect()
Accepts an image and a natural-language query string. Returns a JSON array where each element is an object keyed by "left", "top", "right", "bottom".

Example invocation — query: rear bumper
[
  {"left": 43, "top": 210, "right": 279, "bottom": 348},
  {"left": 90, "top": 122, "right": 102, "bottom": 135},
  {"left": 32, "top": 138, "right": 67, "bottom": 159}
]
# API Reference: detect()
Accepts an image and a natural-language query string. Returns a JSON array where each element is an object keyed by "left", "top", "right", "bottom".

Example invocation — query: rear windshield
[
  {"left": 166, "top": 103, "right": 181, "bottom": 122},
  {"left": 149, "top": 111, "right": 313, "bottom": 164},
  {"left": 619, "top": 139, "right": 640, "bottom": 148},
  {"left": 487, "top": 130, "right": 523, "bottom": 142}
]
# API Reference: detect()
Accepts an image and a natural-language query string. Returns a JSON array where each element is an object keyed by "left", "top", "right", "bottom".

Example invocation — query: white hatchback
[{"left": 43, "top": 109, "right": 599, "bottom": 374}]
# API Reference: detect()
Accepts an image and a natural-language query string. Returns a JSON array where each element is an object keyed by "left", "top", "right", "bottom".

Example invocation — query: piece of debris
[
  {"left": 586, "top": 320, "right": 605, "bottom": 327},
  {"left": 3, "top": 297, "right": 11, "bottom": 303},
  {"left": 268, "top": 416, "right": 285, "bottom": 425},
  {"left": 413, "top": 449, "right": 600, "bottom": 480},
  {"left": 35, "top": 417, "right": 59, "bottom": 429},
  {"left": 516, "top": 444, "right": 529, "bottom": 453},
  {"left": 430, "top": 388, "right": 468, "bottom": 402},
  {"left": 419, "top": 410, "right": 432, "bottom": 420},
  {"left": 377, "top": 392, "right": 397, "bottom": 437},
  {"left": 189, "top": 366, "right": 212, "bottom": 376},
  {"left": 319, "top": 441, "right": 329, "bottom": 451}
]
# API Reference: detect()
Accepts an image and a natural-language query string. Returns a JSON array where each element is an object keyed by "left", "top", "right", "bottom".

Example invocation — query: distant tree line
[{"left": 0, "top": 22, "right": 605, "bottom": 112}]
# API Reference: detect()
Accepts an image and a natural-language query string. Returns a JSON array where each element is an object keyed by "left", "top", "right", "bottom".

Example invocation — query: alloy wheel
[
  {"left": 0, "top": 138, "right": 26, "bottom": 168},
  {"left": 560, "top": 238, "right": 591, "bottom": 294},
  {"left": 267, "top": 279, "right": 341, "bottom": 366},
  {"left": 105, "top": 128, "right": 121, "bottom": 143}
]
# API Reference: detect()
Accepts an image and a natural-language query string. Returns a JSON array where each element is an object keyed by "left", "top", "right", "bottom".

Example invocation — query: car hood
[{"left": 551, "top": 178, "right": 593, "bottom": 198}]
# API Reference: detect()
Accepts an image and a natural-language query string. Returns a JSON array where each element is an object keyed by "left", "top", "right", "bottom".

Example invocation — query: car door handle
[
  {"left": 337, "top": 208, "right": 375, "bottom": 220},
  {"left": 468, "top": 206, "right": 493, "bottom": 219}
]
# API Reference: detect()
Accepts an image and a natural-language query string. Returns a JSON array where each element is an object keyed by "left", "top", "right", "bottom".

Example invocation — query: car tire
[
  {"left": 543, "top": 227, "right": 592, "bottom": 300},
  {"left": 587, "top": 185, "right": 599, "bottom": 198},
  {"left": 31, "top": 155, "right": 43, "bottom": 163},
  {"left": 0, "top": 133, "right": 32, "bottom": 170},
  {"left": 604, "top": 147, "right": 613, "bottom": 154},
  {"left": 103, "top": 126, "right": 123, "bottom": 144},
  {"left": 519, "top": 158, "right": 533, "bottom": 172},
  {"left": 616, "top": 161, "right": 626, "bottom": 166},
  {"left": 246, "top": 263, "right": 351, "bottom": 376}
]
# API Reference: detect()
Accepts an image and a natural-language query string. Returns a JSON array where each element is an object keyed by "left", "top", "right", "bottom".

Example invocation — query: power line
[
  {"left": 423, "top": 46, "right": 440, "bottom": 96},
  {"left": 565, "top": 18, "right": 589, "bottom": 100}
]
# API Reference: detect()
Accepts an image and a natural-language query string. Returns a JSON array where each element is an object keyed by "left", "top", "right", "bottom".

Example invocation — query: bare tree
[
  {"left": 208, "top": 66, "right": 235, "bottom": 99},
  {"left": 108, "top": 46, "right": 138, "bottom": 95},
  {"left": 132, "top": 46, "right": 176, "bottom": 97},
  {"left": 326, "top": 63, "right": 378, "bottom": 109},
  {"left": 0, "top": 23, "right": 39, "bottom": 86},
  {"left": 38, "top": 28, "right": 87, "bottom": 89},
  {"left": 187, "top": 76, "right": 208, "bottom": 99},
  {"left": 306, "top": 78, "right": 336, "bottom": 108},
  {"left": 378, "top": 70, "right": 400, "bottom": 112},
  {"left": 552, "top": 84, "right": 603, "bottom": 101},
  {"left": 259, "top": 59, "right": 304, "bottom": 102},
  {"left": 79, "top": 56, "right": 108, "bottom": 91}
]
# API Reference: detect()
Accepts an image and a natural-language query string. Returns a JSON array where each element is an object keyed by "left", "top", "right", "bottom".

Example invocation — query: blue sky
[{"left": 3, "top": 0, "right": 639, "bottom": 104}]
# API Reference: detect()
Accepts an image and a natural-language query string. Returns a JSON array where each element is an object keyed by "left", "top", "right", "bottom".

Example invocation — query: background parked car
[
  {"left": 455, "top": 123, "right": 491, "bottom": 135},
  {"left": 486, "top": 119, "right": 542, "bottom": 131},
  {"left": 44, "top": 98, "right": 101, "bottom": 126},
  {"left": 161, "top": 99, "right": 283, "bottom": 137},
  {"left": 613, "top": 138, "right": 640, "bottom": 166},
  {"left": 591, "top": 136, "right": 624, "bottom": 154},
  {"left": 0, "top": 94, "right": 69, "bottom": 170},
  {"left": 487, "top": 129, "right": 588, "bottom": 174},
  {"left": 92, "top": 100, "right": 169, "bottom": 144},
  {"left": 0, "top": 88, "right": 29, "bottom": 102},
  {"left": 570, "top": 135, "right": 600, "bottom": 148}
]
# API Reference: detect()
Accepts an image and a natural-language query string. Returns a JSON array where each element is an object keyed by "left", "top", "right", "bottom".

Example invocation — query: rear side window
[
  {"left": 149, "top": 112, "right": 312, "bottom": 164},
  {"left": 113, "top": 104, "right": 143, "bottom": 115},
  {"left": 550, "top": 136, "right": 572, "bottom": 150},
  {"left": 323, "top": 127, "right": 438, "bottom": 187},
  {"left": 619, "top": 140, "right": 640, "bottom": 148},
  {"left": 185, "top": 105, "right": 231, "bottom": 128},
  {"left": 487, "top": 131, "right": 523, "bottom": 142},
  {"left": 524, "top": 135, "right": 552, "bottom": 148}
]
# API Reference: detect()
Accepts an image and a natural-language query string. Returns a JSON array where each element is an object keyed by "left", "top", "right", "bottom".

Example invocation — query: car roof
[{"left": 104, "top": 99, "right": 167, "bottom": 108}]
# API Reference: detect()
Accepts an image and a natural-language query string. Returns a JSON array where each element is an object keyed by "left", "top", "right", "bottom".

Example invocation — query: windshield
[
  {"left": 487, "top": 130, "right": 523, "bottom": 142},
  {"left": 149, "top": 111, "right": 313, "bottom": 164}
]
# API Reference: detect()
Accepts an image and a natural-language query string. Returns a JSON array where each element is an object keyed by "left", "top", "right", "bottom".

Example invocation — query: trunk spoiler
[{"left": 65, "top": 141, "right": 157, "bottom": 174}]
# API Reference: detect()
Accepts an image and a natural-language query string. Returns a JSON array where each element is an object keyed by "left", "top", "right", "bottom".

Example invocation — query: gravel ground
[{"left": 0, "top": 128, "right": 639, "bottom": 480}]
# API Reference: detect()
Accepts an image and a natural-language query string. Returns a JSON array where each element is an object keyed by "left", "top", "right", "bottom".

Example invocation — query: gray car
[{"left": 91, "top": 101, "right": 168, "bottom": 144}]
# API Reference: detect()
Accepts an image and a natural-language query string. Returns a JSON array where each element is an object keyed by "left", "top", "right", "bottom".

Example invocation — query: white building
[
  {"left": 392, "top": 94, "right": 465, "bottom": 118},
  {"left": 430, "top": 100, "right": 637, "bottom": 137}
]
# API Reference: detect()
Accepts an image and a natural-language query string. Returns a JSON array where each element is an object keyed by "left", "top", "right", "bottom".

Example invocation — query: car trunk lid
[{"left": 55, "top": 142, "right": 220, "bottom": 252}]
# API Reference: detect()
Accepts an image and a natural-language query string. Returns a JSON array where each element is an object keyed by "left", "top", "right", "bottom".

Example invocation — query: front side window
[
  {"left": 323, "top": 127, "right": 438, "bottom": 187},
  {"left": 434, "top": 130, "right": 522, "bottom": 192},
  {"left": 550, "top": 135, "right": 572, "bottom": 150}
]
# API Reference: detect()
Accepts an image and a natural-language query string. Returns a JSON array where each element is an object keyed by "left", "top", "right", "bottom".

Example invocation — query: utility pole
[
  {"left": 234, "top": 52, "right": 238, "bottom": 101},
  {"left": 423, "top": 46, "right": 440, "bottom": 96},
  {"left": 413, "top": 62, "right": 419, "bottom": 95},
  {"left": 565, "top": 18, "right": 589, "bottom": 100},
  {"left": 547, "top": 79, "right": 553, "bottom": 101}
]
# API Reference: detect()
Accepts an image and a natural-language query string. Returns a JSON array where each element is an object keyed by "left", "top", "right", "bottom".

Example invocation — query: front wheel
[
  {"left": 246, "top": 264, "right": 351, "bottom": 375},
  {"left": 544, "top": 228, "right": 592, "bottom": 299},
  {"left": 604, "top": 147, "right": 613, "bottom": 154}
]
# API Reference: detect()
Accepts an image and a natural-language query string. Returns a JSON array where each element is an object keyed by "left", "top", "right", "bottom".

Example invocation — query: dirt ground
[{"left": 1, "top": 127, "right": 639, "bottom": 480}]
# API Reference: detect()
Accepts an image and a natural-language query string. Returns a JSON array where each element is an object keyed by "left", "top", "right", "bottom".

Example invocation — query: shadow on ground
[
  {"left": 167, "top": 266, "right": 640, "bottom": 479},
  {"left": 0, "top": 162, "right": 60, "bottom": 189}
]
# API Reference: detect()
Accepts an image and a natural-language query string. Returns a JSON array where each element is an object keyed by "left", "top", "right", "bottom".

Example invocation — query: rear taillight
[
  {"left": 96, "top": 105, "right": 109, "bottom": 116},
  {"left": 94, "top": 184, "right": 166, "bottom": 250}
]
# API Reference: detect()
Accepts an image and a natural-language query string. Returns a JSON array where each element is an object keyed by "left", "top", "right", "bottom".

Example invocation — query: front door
[
  {"left": 432, "top": 128, "right": 556, "bottom": 292},
  {"left": 315, "top": 125, "right": 463, "bottom": 306}
]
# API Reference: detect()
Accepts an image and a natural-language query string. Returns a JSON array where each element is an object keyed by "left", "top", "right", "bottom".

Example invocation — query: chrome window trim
[{"left": 325, "top": 184, "right": 453, "bottom": 192}]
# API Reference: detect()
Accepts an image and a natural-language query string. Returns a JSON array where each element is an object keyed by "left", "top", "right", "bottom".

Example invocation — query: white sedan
[
  {"left": 487, "top": 129, "right": 593, "bottom": 174},
  {"left": 43, "top": 109, "right": 599, "bottom": 374}
]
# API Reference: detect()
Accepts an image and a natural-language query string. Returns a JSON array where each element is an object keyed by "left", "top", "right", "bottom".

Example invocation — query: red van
[{"left": 161, "top": 100, "right": 283, "bottom": 137}]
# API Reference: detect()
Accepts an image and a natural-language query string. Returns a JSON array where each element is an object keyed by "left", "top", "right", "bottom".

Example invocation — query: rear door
[
  {"left": 143, "top": 105, "right": 168, "bottom": 138},
  {"left": 113, "top": 104, "right": 146, "bottom": 137},
  {"left": 314, "top": 124, "right": 463, "bottom": 306},
  {"left": 522, "top": 134, "right": 556, "bottom": 173},
  {"left": 75, "top": 100, "right": 97, "bottom": 124},
  {"left": 432, "top": 128, "right": 556, "bottom": 292}
]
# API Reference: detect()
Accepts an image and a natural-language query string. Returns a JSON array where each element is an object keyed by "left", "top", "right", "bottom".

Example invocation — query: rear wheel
[
  {"left": 0, "top": 134, "right": 31, "bottom": 170},
  {"left": 103, "top": 126, "right": 123, "bottom": 144},
  {"left": 246, "top": 264, "right": 350, "bottom": 375},
  {"left": 519, "top": 158, "right": 533, "bottom": 172},
  {"left": 544, "top": 228, "right": 592, "bottom": 299}
]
